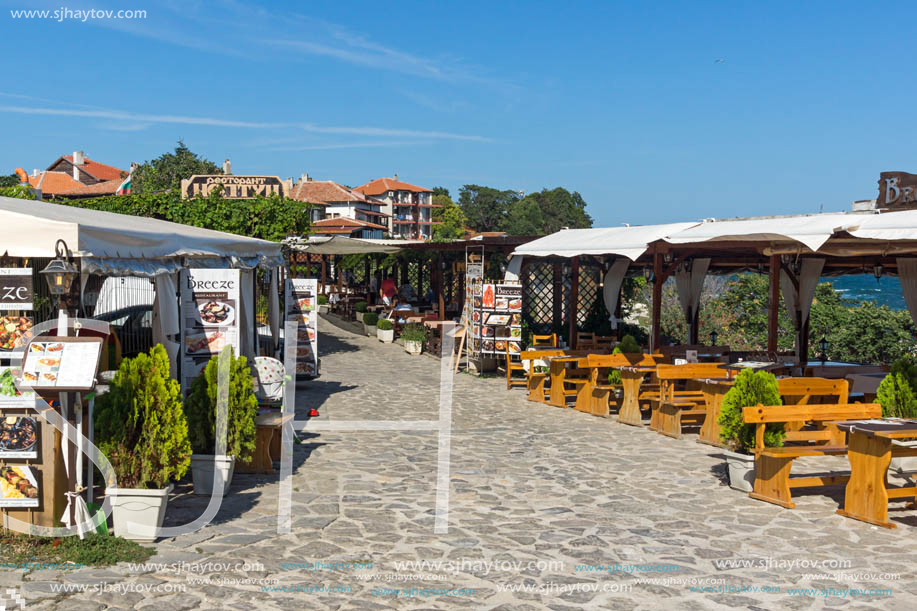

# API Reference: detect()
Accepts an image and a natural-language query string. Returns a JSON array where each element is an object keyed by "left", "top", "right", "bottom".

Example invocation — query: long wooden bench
[
  {"left": 652, "top": 363, "right": 728, "bottom": 437},
  {"left": 742, "top": 402, "right": 881, "bottom": 508},
  {"left": 521, "top": 349, "right": 566, "bottom": 403},
  {"left": 581, "top": 353, "right": 659, "bottom": 417}
]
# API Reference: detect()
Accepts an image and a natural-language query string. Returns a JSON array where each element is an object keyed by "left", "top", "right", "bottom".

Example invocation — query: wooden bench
[
  {"left": 742, "top": 402, "right": 881, "bottom": 508},
  {"left": 505, "top": 343, "right": 527, "bottom": 390},
  {"left": 652, "top": 363, "right": 728, "bottom": 438},
  {"left": 237, "top": 411, "right": 294, "bottom": 475},
  {"left": 521, "top": 349, "right": 565, "bottom": 403},
  {"left": 581, "top": 353, "right": 659, "bottom": 417}
]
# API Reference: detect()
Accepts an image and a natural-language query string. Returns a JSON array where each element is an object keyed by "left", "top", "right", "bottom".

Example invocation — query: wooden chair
[
  {"left": 581, "top": 352, "right": 659, "bottom": 416},
  {"left": 505, "top": 343, "right": 527, "bottom": 390},
  {"left": 594, "top": 336, "right": 616, "bottom": 351},
  {"left": 742, "top": 402, "right": 882, "bottom": 508},
  {"left": 531, "top": 333, "right": 557, "bottom": 347},
  {"left": 652, "top": 363, "right": 728, "bottom": 438},
  {"left": 576, "top": 332, "right": 595, "bottom": 350}
]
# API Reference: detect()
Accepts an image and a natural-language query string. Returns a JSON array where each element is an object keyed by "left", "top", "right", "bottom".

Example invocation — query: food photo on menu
[
  {"left": 0, "top": 316, "right": 33, "bottom": 351},
  {"left": 21, "top": 342, "right": 63, "bottom": 385},
  {"left": 184, "top": 331, "right": 228, "bottom": 355},
  {"left": 197, "top": 299, "right": 235, "bottom": 326},
  {"left": 0, "top": 465, "right": 39, "bottom": 504},
  {"left": 0, "top": 416, "right": 38, "bottom": 457}
]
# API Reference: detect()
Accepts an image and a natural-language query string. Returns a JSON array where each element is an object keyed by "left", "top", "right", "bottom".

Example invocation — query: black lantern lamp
[
  {"left": 40, "top": 239, "right": 78, "bottom": 307},
  {"left": 818, "top": 332, "right": 828, "bottom": 362},
  {"left": 709, "top": 330, "right": 718, "bottom": 346},
  {"left": 874, "top": 264, "right": 883, "bottom": 283}
]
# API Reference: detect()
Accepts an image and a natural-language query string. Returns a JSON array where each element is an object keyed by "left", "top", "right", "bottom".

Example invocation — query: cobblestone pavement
[{"left": 8, "top": 315, "right": 917, "bottom": 610}]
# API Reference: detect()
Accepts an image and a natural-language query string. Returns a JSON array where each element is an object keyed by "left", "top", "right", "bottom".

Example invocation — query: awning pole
[
  {"left": 768, "top": 254, "right": 779, "bottom": 353},
  {"left": 651, "top": 249, "right": 662, "bottom": 351},
  {"left": 568, "top": 257, "right": 579, "bottom": 349}
]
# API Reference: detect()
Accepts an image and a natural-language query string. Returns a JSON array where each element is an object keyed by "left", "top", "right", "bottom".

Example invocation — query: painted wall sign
[
  {"left": 181, "top": 175, "right": 293, "bottom": 199},
  {"left": 877, "top": 171, "right": 917, "bottom": 209},
  {"left": 0, "top": 269, "right": 33, "bottom": 311}
]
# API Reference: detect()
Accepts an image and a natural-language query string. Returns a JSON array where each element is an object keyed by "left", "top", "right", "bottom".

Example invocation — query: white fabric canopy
[
  {"left": 0, "top": 196, "right": 282, "bottom": 264},
  {"left": 665, "top": 214, "right": 855, "bottom": 252},
  {"left": 511, "top": 223, "right": 698, "bottom": 260},
  {"left": 285, "top": 235, "right": 404, "bottom": 255},
  {"left": 842, "top": 210, "right": 917, "bottom": 241},
  {"left": 897, "top": 258, "right": 917, "bottom": 327},
  {"left": 780, "top": 258, "right": 824, "bottom": 359},
  {"left": 602, "top": 259, "right": 630, "bottom": 329},
  {"left": 504, "top": 255, "right": 523, "bottom": 282},
  {"left": 675, "top": 258, "right": 711, "bottom": 340},
  {"left": 152, "top": 273, "right": 181, "bottom": 378}
]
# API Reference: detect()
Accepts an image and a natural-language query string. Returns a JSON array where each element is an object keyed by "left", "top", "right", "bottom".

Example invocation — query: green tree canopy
[
  {"left": 457, "top": 184, "right": 592, "bottom": 235},
  {"left": 503, "top": 197, "right": 544, "bottom": 235},
  {"left": 458, "top": 185, "right": 521, "bottom": 232},
  {"left": 132, "top": 140, "right": 221, "bottom": 193},
  {"left": 432, "top": 193, "right": 468, "bottom": 242},
  {"left": 0, "top": 173, "right": 20, "bottom": 188},
  {"left": 516, "top": 187, "right": 592, "bottom": 234}
]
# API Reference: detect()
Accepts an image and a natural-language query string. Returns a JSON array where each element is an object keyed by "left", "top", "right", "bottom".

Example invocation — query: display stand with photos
[
  {"left": 285, "top": 278, "right": 319, "bottom": 378},
  {"left": 1, "top": 334, "right": 102, "bottom": 531},
  {"left": 180, "top": 269, "right": 242, "bottom": 393}
]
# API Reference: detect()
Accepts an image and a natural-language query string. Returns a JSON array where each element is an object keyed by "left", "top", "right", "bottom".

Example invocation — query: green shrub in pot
[
  {"left": 184, "top": 346, "right": 258, "bottom": 463},
  {"left": 363, "top": 312, "right": 379, "bottom": 326},
  {"left": 401, "top": 323, "right": 427, "bottom": 343},
  {"left": 355, "top": 301, "right": 368, "bottom": 313},
  {"left": 877, "top": 355, "right": 917, "bottom": 418},
  {"left": 317, "top": 295, "right": 328, "bottom": 305},
  {"left": 718, "top": 369, "right": 784, "bottom": 453},
  {"left": 607, "top": 334, "right": 641, "bottom": 385},
  {"left": 377, "top": 319, "right": 394, "bottom": 331}
]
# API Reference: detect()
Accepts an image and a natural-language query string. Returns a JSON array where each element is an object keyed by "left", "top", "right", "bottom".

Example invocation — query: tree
[
  {"left": 515, "top": 187, "right": 592, "bottom": 234},
  {"left": 432, "top": 186, "right": 450, "bottom": 198},
  {"left": 503, "top": 198, "right": 544, "bottom": 235},
  {"left": 0, "top": 173, "right": 19, "bottom": 188},
  {"left": 132, "top": 140, "right": 221, "bottom": 193},
  {"left": 458, "top": 185, "right": 521, "bottom": 232},
  {"left": 432, "top": 195, "right": 468, "bottom": 242}
]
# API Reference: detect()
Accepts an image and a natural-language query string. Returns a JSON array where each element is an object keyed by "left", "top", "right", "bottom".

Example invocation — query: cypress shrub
[
  {"left": 718, "top": 369, "right": 785, "bottom": 453},
  {"left": 877, "top": 355, "right": 917, "bottom": 418},
  {"left": 184, "top": 347, "right": 258, "bottom": 462},
  {"left": 95, "top": 344, "right": 192, "bottom": 489}
]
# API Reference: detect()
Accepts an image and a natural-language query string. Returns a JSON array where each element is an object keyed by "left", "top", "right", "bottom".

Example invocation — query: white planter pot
[
  {"left": 724, "top": 450, "right": 756, "bottom": 492},
  {"left": 106, "top": 484, "right": 173, "bottom": 543},
  {"left": 364, "top": 324, "right": 378, "bottom": 337},
  {"left": 890, "top": 440, "right": 917, "bottom": 474},
  {"left": 190, "top": 454, "right": 235, "bottom": 497},
  {"left": 404, "top": 340, "right": 423, "bottom": 355},
  {"left": 378, "top": 328, "right": 394, "bottom": 343},
  {"left": 318, "top": 304, "right": 329, "bottom": 314},
  {"left": 355, "top": 312, "right": 364, "bottom": 323}
]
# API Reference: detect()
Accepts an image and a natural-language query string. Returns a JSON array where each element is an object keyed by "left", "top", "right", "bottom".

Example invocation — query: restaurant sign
[
  {"left": 877, "top": 171, "right": 917, "bottom": 209},
  {"left": 181, "top": 175, "right": 293, "bottom": 199}
]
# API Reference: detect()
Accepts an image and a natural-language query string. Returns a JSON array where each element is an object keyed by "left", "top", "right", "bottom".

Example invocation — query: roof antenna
[{"left": 819, "top": 203, "right": 823, "bottom": 214}]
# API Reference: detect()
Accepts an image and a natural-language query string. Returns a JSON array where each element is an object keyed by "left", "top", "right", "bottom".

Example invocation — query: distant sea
[{"left": 827, "top": 275, "right": 906, "bottom": 310}]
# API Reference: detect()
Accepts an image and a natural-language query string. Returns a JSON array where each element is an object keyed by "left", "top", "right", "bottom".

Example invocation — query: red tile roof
[
  {"left": 354, "top": 177, "right": 432, "bottom": 196},
  {"left": 54, "top": 155, "right": 126, "bottom": 182},
  {"left": 56, "top": 179, "right": 123, "bottom": 197},
  {"left": 313, "top": 217, "right": 388, "bottom": 230},
  {"left": 290, "top": 179, "right": 387, "bottom": 209},
  {"left": 27, "top": 171, "right": 84, "bottom": 194}
]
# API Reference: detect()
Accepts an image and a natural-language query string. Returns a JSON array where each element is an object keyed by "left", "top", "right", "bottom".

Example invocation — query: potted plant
[
  {"left": 317, "top": 294, "right": 329, "bottom": 314},
  {"left": 95, "top": 345, "right": 192, "bottom": 542},
  {"left": 877, "top": 356, "right": 917, "bottom": 473},
  {"left": 377, "top": 318, "right": 394, "bottom": 343},
  {"left": 717, "top": 369, "right": 784, "bottom": 492},
  {"left": 354, "top": 301, "right": 368, "bottom": 322},
  {"left": 184, "top": 346, "right": 258, "bottom": 496},
  {"left": 402, "top": 323, "right": 426, "bottom": 355},
  {"left": 363, "top": 312, "right": 379, "bottom": 337}
]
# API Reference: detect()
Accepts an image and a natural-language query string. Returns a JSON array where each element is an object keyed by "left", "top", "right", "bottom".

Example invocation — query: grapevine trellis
[{"left": 522, "top": 260, "right": 603, "bottom": 336}]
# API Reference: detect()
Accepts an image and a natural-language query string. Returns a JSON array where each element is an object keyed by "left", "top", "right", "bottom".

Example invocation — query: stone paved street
[{"left": 9, "top": 315, "right": 917, "bottom": 610}]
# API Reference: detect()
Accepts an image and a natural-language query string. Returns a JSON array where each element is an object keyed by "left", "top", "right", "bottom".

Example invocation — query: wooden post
[
  {"left": 401, "top": 260, "right": 409, "bottom": 292},
  {"left": 418, "top": 258, "right": 424, "bottom": 297},
  {"left": 651, "top": 250, "right": 662, "bottom": 351},
  {"left": 568, "top": 257, "right": 579, "bottom": 349},
  {"left": 337, "top": 256, "right": 343, "bottom": 292},
  {"left": 437, "top": 252, "right": 445, "bottom": 319},
  {"left": 768, "top": 254, "right": 779, "bottom": 353},
  {"left": 364, "top": 257, "right": 371, "bottom": 289},
  {"left": 690, "top": 308, "right": 700, "bottom": 345},
  {"left": 800, "top": 316, "right": 810, "bottom": 368},
  {"left": 320, "top": 255, "right": 327, "bottom": 293},
  {"left": 552, "top": 262, "right": 563, "bottom": 339}
]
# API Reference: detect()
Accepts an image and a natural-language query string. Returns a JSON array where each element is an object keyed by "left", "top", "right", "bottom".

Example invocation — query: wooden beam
[
  {"left": 768, "top": 254, "right": 779, "bottom": 353},
  {"left": 651, "top": 249, "right": 662, "bottom": 351},
  {"left": 568, "top": 256, "right": 579, "bottom": 349},
  {"left": 552, "top": 262, "right": 563, "bottom": 336},
  {"left": 437, "top": 252, "right": 445, "bottom": 320},
  {"left": 320, "top": 255, "right": 327, "bottom": 293}
]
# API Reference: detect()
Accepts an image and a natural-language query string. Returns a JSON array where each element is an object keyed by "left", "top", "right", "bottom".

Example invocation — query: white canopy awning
[
  {"left": 511, "top": 223, "right": 698, "bottom": 261},
  {"left": 0, "top": 196, "right": 282, "bottom": 266},
  {"left": 285, "top": 235, "right": 406, "bottom": 255},
  {"left": 663, "top": 213, "right": 859, "bottom": 252},
  {"left": 840, "top": 210, "right": 917, "bottom": 241}
]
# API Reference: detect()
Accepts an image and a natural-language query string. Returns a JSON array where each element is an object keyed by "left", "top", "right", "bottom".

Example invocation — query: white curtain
[
  {"left": 675, "top": 258, "right": 711, "bottom": 340},
  {"left": 898, "top": 258, "right": 917, "bottom": 326},
  {"left": 503, "top": 255, "right": 523, "bottom": 283},
  {"left": 780, "top": 258, "right": 825, "bottom": 328},
  {"left": 602, "top": 259, "right": 630, "bottom": 329},
  {"left": 152, "top": 272, "right": 181, "bottom": 378},
  {"left": 268, "top": 268, "right": 281, "bottom": 357},
  {"left": 239, "top": 269, "right": 255, "bottom": 360}
]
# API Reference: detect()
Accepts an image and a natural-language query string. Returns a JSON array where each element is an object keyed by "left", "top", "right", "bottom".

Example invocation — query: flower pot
[
  {"left": 355, "top": 312, "right": 364, "bottom": 323},
  {"left": 890, "top": 440, "right": 917, "bottom": 474},
  {"left": 364, "top": 324, "right": 377, "bottom": 337},
  {"left": 106, "top": 484, "right": 173, "bottom": 543},
  {"left": 404, "top": 340, "right": 423, "bottom": 355},
  {"left": 378, "top": 328, "right": 394, "bottom": 343},
  {"left": 190, "top": 454, "right": 235, "bottom": 496},
  {"left": 723, "top": 450, "right": 756, "bottom": 492}
]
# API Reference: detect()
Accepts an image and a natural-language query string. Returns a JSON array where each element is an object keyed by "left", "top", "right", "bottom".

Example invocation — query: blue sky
[{"left": 2, "top": 1, "right": 915, "bottom": 227}]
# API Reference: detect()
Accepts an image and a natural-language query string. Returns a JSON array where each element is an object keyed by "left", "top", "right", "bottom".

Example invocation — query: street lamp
[
  {"left": 818, "top": 334, "right": 829, "bottom": 362},
  {"left": 709, "top": 330, "right": 718, "bottom": 345},
  {"left": 40, "top": 239, "right": 78, "bottom": 307}
]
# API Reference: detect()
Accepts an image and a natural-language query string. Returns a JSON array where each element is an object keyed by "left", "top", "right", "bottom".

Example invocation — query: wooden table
[
  {"left": 835, "top": 420, "right": 917, "bottom": 528},
  {"left": 545, "top": 356, "right": 586, "bottom": 408},
  {"left": 237, "top": 411, "right": 293, "bottom": 475},
  {"left": 697, "top": 378, "right": 734, "bottom": 447},
  {"left": 618, "top": 366, "right": 657, "bottom": 426},
  {"left": 847, "top": 373, "right": 886, "bottom": 399}
]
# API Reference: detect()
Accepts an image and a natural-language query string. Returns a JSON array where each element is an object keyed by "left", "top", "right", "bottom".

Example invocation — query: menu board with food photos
[
  {"left": 0, "top": 464, "right": 39, "bottom": 507},
  {"left": 20, "top": 338, "right": 102, "bottom": 391},
  {"left": 181, "top": 269, "right": 241, "bottom": 392},
  {"left": 285, "top": 278, "right": 319, "bottom": 377},
  {"left": 471, "top": 283, "right": 522, "bottom": 357},
  {"left": 0, "top": 268, "right": 34, "bottom": 352},
  {"left": 0, "top": 366, "right": 39, "bottom": 461}
]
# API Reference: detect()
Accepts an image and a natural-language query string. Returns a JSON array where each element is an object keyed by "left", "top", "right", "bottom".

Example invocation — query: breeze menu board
[
  {"left": 285, "top": 278, "right": 318, "bottom": 377},
  {"left": 471, "top": 283, "right": 522, "bottom": 357},
  {"left": 181, "top": 269, "right": 241, "bottom": 392},
  {"left": 0, "top": 366, "right": 41, "bottom": 508},
  {"left": 0, "top": 268, "right": 34, "bottom": 351}
]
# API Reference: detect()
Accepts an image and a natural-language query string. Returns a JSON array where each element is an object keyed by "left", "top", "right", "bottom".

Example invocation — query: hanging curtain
[
  {"left": 503, "top": 255, "right": 523, "bottom": 283},
  {"left": 675, "top": 258, "right": 711, "bottom": 342},
  {"left": 780, "top": 257, "right": 824, "bottom": 361},
  {"left": 239, "top": 269, "right": 255, "bottom": 360},
  {"left": 602, "top": 259, "right": 630, "bottom": 329},
  {"left": 152, "top": 272, "right": 181, "bottom": 379},
  {"left": 268, "top": 268, "right": 281, "bottom": 357},
  {"left": 897, "top": 258, "right": 917, "bottom": 326}
]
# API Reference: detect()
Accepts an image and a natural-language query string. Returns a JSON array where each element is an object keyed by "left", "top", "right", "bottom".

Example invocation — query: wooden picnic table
[
  {"left": 835, "top": 419, "right": 917, "bottom": 529},
  {"left": 544, "top": 355, "right": 588, "bottom": 408},
  {"left": 697, "top": 378, "right": 734, "bottom": 447},
  {"left": 618, "top": 365, "right": 657, "bottom": 426}
]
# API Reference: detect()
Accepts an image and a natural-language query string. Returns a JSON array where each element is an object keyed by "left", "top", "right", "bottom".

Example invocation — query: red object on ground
[{"left": 309, "top": 408, "right": 320, "bottom": 417}]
